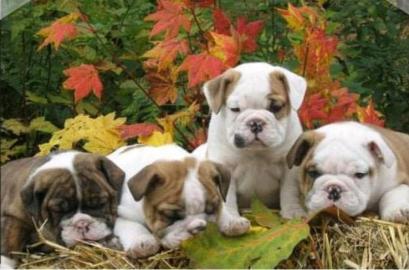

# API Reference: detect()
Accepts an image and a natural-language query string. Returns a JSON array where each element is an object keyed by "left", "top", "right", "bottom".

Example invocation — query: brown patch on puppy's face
[
  {"left": 268, "top": 71, "right": 291, "bottom": 120},
  {"left": 127, "top": 159, "right": 189, "bottom": 235}
]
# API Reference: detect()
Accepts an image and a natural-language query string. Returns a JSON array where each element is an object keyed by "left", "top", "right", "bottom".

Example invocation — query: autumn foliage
[{"left": 2, "top": 0, "right": 386, "bottom": 160}]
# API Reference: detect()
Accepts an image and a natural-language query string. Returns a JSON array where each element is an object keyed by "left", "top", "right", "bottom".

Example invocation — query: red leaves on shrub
[
  {"left": 118, "top": 123, "right": 162, "bottom": 139},
  {"left": 208, "top": 32, "right": 240, "bottom": 67},
  {"left": 63, "top": 64, "right": 103, "bottom": 102},
  {"left": 179, "top": 53, "right": 226, "bottom": 88},
  {"left": 144, "top": 38, "right": 189, "bottom": 70},
  {"left": 37, "top": 12, "right": 81, "bottom": 50},
  {"left": 145, "top": 0, "right": 191, "bottom": 39},
  {"left": 357, "top": 100, "right": 385, "bottom": 127},
  {"left": 213, "top": 9, "right": 231, "bottom": 35},
  {"left": 236, "top": 17, "right": 264, "bottom": 53}
]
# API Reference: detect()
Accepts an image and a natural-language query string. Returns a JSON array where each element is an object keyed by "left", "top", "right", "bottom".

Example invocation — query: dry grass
[{"left": 15, "top": 215, "right": 408, "bottom": 269}]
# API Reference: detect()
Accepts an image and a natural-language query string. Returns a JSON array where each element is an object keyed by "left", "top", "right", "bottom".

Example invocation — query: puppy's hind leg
[
  {"left": 114, "top": 217, "right": 160, "bottom": 258},
  {"left": 379, "top": 184, "right": 409, "bottom": 223}
]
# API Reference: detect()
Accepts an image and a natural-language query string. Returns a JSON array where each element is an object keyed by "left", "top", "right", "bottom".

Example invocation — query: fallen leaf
[
  {"left": 63, "top": 64, "right": 103, "bottom": 102},
  {"left": 138, "top": 131, "right": 173, "bottom": 146},
  {"left": 182, "top": 200, "right": 309, "bottom": 268}
]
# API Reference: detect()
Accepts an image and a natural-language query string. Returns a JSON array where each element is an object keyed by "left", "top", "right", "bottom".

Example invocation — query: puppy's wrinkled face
[
  {"left": 301, "top": 140, "right": 375, "bottom": 216},
  {"left": 204, "top": 63, "right": 306, "bottom": 150},
  {"left": 127, "top": 158, "right": 229, "bottom": 247},
  {"left": 20, "top": 152, "right": 124, "bottom": 247},
  {"left": 287, "top": 127, "right": 394, "bottom": 217}
]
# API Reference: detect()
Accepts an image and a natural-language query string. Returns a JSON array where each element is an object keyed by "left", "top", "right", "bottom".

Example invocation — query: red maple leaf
[
  {"left": 184, "top": 0, "right": 214, "bottom": 8},
  {"left": 357, "top": 100, "right": 385, "bottom": 127},
  {"left": 144, "top": 38, "right": 189, "bottom": 70},
  {"left": 187, "top": 128, "right": 207, "bottom": 151},
  {"left": 299, "top": 93, "right": 328, "bottom": 129},
  {"left": 179, "top": 53, "right": 226, "bottom": 88},
  {"left": 63, "top": 64, "right": 103, "bottom": 102},
  {"left": 208, "top": 32, "right": 240, "bottom": 67},
  {"left": 118, "top": 123, "right": 162, "bottom": 140},
  {"left": 37, "top": 12, "right": 81, "bottom": 50},
  {"left": 213, "top": 9, "right": 231, "bottom": 35},
  {"left": 144, "top": 60, "right": 179, "bottom": 105},
  {"left": 145, "top": 0, "right": 191, "bottom": 39},
  {"left": 236, "top": 17, "right": 264, "bottom": 53}
]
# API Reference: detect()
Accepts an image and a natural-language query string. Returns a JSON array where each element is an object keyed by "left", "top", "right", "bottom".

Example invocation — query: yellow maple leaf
[
  {"left": 138, "top": 131, "right": 173, "bottom": 146},
  {"left": 37, "top": 113, "right": 126, "bottom": 156}
]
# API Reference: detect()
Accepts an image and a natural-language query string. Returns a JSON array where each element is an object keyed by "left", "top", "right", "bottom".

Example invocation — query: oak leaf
[
  {"left": 63, "top": 64, "right": 103, "bottom": 102},
  {"left": 179, "top": 53, "right": 226, "bottom": 88},
  {"left": 37, "top": 12, "right": 81, "bottom": 50},
  {"left": 145, "top": 0, "right": 191, "bottom": 39}
]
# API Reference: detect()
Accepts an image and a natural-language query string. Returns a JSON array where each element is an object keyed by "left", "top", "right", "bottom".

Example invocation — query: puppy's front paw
[
  {"left": 1, "top": 256, "right": 16, "bottom": 270},
  {"left": 126, "top": 235, "right": 160, "bottom": 259},
  {"left": 219, "top": 215, "right": 250, "bottom": 236},
  {"left": 381, "top": 206, "right": 409, "bottom": 223},
  {"left": 280, "top": 206, "right": 307, "bottom": 219}
]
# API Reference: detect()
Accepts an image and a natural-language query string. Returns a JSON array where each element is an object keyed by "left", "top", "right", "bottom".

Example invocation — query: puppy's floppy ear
[
  {"left": 203, "top": 69, "right": 240, "bottom": 114},
  {"left": 210, "top": 162, "right": 231, "bottom": 201},
  {"left": 287, "top": 131, "right": 318, "bottom": 169},
  {"left": 20, "top": 176, "right": 51, "bottom": 218},
  {"left": 367, "top": 140, "right": 395, "bottom": 168},
  {"left": 127, "top": 164, "right": 163, "bottom": 201},
  {"left": 275, "top": 67, "right": 307, "bottom": 110},
  {"left": 98, "top": 157, "right": 125, "bottom": 191}
]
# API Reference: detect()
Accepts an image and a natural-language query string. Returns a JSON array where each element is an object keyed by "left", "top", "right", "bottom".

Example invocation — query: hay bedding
[{"left": 15, "top": 216, "right": 408, "bottom": 269}]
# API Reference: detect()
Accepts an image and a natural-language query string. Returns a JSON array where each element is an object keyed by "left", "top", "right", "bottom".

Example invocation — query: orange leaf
[
  {"left": 184, "top": 0, "right": 214, "bottom": 8},
  {"left": 118, "top": 123, "right": 162, "bottom": 139},
  {"left": 357, "top": 100, "right": 385, "bottom": 127},
  {"left": 236, "top": 17, "right": 264, "bottom": 53},
  {"left": 143, "top": 38, "right": 189, "bottom": 70},
  {"left": 213, "top": 9, "right": 231, "bottom": 35},
  {"left": 208, "top": 32, "right": 240, "bottom": 67},
  {"left": 144, "top": 60, "right": 179, "bottom": 105},
  {"left": 299, "top": 93, "right": 328, "bottom": 129},
  {"left": 145, "top": 0, "right": 191, "bottom": 39},
  {"left": 37, "top": 12, "right": 81, "bottom": 50},
  {"left": 179, "top": 53, "right": 226, "bottom": 88},
  {"left": 63, "top": 64, "right": 103, "bottom": 102}
]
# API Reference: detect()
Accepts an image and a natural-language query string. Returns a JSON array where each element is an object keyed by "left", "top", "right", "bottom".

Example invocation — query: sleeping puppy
[
  {"left": 108, "top": 144, "right": 230, "bottom": 258},
  {"left": 196, "top": 62, "right": 308, "bottom": 232},
  {"left": 1, "top": 151, "right": 124, "bottom": 268},
  {"left": 286, "top": 121, "right": 409, "bottom": 222}
]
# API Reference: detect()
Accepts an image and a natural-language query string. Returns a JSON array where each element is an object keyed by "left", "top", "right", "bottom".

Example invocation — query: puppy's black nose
[
  {"left": 248, "top": 120, "right": 263, "bottom": 134},
  {"left": 234, "top": 134, "right": 246, "bottom": 148},
  {"left": 327, "top": 185, "right": 342, "bottom": 202}
]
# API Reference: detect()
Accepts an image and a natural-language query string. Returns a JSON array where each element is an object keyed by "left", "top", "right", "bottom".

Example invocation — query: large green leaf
[{"left": 182, "top": 200, "right": 309, "bottom": 269}]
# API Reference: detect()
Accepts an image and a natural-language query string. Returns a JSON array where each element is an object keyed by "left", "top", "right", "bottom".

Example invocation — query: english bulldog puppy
[
  {"left": 286, "top": 121, "right": 409, "bottom": 222},
  {"left": 1, "top": 151, "right": 125, "bottom": 268},
  {"left": 108, "top": 144, "right": 230, "bottom": 258},
  {"left": 196, "top": 62, "right": 308, "bottom": 230}
]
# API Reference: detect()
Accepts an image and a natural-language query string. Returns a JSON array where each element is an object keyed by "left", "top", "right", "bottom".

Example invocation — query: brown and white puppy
[
  {"left": 108, "top": 144, "right": 230, "bottom": 258},
  {"left": 286, "top": 121, "right": 409, "bottom": 222},
  {"left": 1, "top": 151, "right": 124, "bottom": 268},
  {"left": 194, "top": 62, "right": 308, "bottom": 232}
]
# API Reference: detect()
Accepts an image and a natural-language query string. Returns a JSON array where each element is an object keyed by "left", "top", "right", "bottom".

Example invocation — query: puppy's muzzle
[{"left": 326, "top": 185, "right": 342, "bottom": 202}]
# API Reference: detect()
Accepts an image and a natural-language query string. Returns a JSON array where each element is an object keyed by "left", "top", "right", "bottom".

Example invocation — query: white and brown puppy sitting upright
[
  {"left": 108, "top": 144, "right": 230, "bottom": 258},
  {"left": 287, "top": 121, "right": 409, "bottom": 222},
  {"left": 1, "top": 151, "right": 125, "bottom": 268},
  {"left": 195, "top": 62, "right": 308, "bottom": 230}
]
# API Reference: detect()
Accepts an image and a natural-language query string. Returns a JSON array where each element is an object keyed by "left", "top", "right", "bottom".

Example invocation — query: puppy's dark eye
[
  {"left": 230, "top": 107, "right": 240, "bottom": 113},
  {"left": 354, "top": 172, "right": 368, "bottom": 179},
  {"left": 161, "top": 209, "right": 185, "bottom": 222},
  {"left": 307, "top": 169, "right": 321, "bottom": 179},
  {"left": 205, "top": 203, "right": 216, "bottom": 215},
  {"left": 269, "top": 102, "right": 283, "bottom": 113}
]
